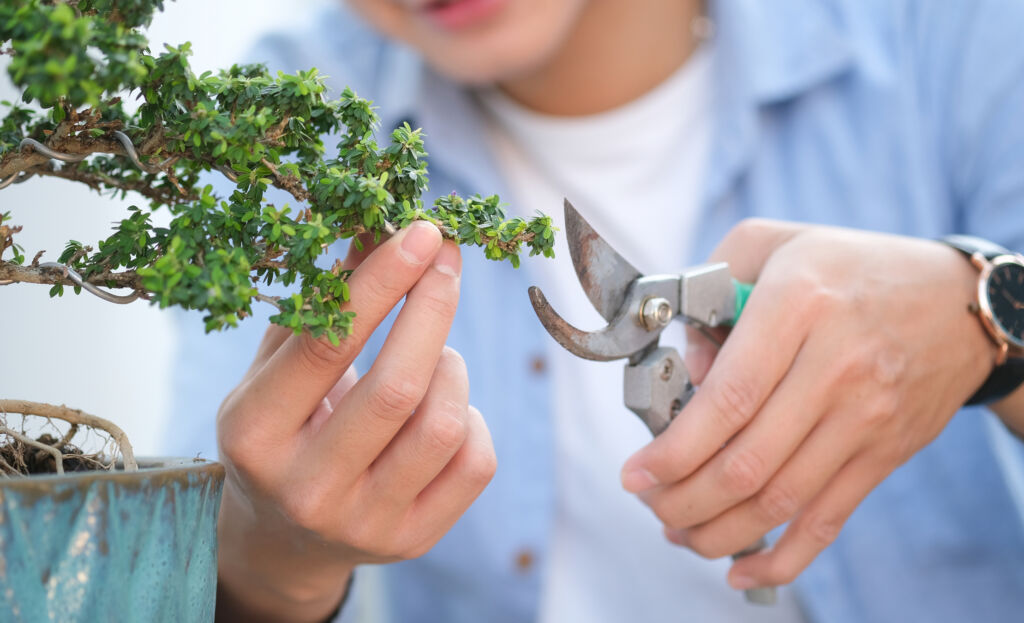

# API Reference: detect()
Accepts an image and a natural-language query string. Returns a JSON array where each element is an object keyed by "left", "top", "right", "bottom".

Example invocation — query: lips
[{"left": 419, "top": 0, "right": 507, "bottom": 30}]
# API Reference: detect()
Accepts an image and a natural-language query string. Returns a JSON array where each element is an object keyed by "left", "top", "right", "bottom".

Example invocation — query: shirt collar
[{"left": 699, "top": 0, "right": 856, "bottom": 214}]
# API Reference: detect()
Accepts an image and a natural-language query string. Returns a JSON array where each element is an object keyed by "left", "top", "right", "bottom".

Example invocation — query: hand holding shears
[{"left": 532, "top": 205, "right": 1001, "bottom": 599}]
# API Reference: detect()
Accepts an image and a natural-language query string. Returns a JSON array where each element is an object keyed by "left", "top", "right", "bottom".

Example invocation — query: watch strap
[
  {"left": 940, "top": 234, "right": 1024, "bottom": 405},
  {"left": 942, "top": 234, "right": 1012, "bottom": 261},
  {"left": 968, "top": 357, "right": 1024, "bottom": 405}
]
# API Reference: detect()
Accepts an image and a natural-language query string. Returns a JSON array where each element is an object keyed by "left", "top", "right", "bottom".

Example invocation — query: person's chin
[{"left": 421, "top": 53, "right": 533, "bottom": 86}]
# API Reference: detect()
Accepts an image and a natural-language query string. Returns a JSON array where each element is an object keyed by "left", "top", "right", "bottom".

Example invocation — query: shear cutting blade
[
  {"left": 564, "top": 199, "right": 642, "bottom": 323},
  {"left": 529, "top": 200, "right": 658, "bottom": 362},
  {"left": 528, "top": 285, "right": 657, "bottom": 361}
]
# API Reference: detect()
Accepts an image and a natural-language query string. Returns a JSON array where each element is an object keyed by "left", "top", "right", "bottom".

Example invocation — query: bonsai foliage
[{"left": 0, "top": 0, "right": 556, "bottom": 347}]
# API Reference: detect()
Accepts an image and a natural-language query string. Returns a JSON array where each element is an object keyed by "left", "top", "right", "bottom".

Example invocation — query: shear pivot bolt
[{"left": 640, "top": 297, "right": 673, "bottom": 330}]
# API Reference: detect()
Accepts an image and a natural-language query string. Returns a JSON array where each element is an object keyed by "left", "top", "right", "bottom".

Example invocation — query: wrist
[
  {"left": 215, "top": 482, "right": 355, "bottom": 623},
  {"left": 940, "top": 235, "right": 1024, "bottom": 404},
  {"left": 934, "top": 242, "right": 998, "bottom": 399}
]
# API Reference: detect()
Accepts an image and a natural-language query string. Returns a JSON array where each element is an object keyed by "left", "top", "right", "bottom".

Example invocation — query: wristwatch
[{"left": 942, "top": 235, "right": 1024, "bottom": 405}]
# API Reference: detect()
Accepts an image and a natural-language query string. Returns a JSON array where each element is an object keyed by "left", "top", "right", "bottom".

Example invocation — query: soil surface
[{"left": 0, "top": 434, "right": 100, "bottom": 475}]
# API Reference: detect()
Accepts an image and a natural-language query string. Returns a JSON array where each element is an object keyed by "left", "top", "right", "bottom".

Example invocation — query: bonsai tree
[
  {"left": 0, "top": 1, "right": 554, "bottom": 619},
  {"left": 0, "top": 0, "right": 555, "bottom": 472}
]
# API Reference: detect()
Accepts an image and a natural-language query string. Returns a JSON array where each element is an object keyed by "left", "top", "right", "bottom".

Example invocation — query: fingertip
[
  {"left": 398, "top": 220, "right": 443, "bottom": 265},
  {"left": 439, "top": 345, "right": 467, "bottom": 369},
  {"left": 728, "top": 548, "right": 776, "bottom": 590},
  {"left": 431, "top": 241, "right": 462, "bottom": 278},
  {"left": 664, "top": 526, "right": 690, "bottom": 547},
  {"left": 727, "top": 569, "right": 760, "bottom": 591},
  {"left": 463, "top": 403, "right": 498, "bottom": 481},
  {"left": 621, "top": 462, "right": 659, "bottom": 493}
]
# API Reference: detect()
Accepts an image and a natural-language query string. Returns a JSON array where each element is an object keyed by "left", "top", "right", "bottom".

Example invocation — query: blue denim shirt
[{"left": 170, "top": 1, "right": 1024, "bottom": 621}]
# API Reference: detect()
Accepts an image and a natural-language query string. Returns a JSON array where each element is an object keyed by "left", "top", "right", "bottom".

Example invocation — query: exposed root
[
  {"left": 57, "top": 423, "right": 79, "bottom": 448},
  {"left": 0, "top": 453, "right": 16, "bottom": 477},
  {"left": 0, "top": 426, "right": 64, "bottom": 474},
  {"left": 0, "top": 400, "right": 137, "bottom": 473}
]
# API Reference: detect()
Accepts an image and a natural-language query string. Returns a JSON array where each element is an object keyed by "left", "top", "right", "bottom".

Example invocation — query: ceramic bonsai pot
[{"left": 0, "top": 457, "right": 224, "bottom": 622}]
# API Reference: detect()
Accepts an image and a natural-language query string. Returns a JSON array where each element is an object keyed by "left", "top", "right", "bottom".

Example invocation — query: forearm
[
  {"left": 992, "top": 383, "right": 1024, "bottom": 439},
  {"left": 215, "top": 572, "right": 351, "bottom": 623},
  {"left": 215, "top": 485, "right": 354, "bottom": 623}
]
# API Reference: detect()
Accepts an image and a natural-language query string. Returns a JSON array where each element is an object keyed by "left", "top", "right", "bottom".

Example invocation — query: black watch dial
[{"left": 986, "top": 260, "right": 1024, "bottom": 347}]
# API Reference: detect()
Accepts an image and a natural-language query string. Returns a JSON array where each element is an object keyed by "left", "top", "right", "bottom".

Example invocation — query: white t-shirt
[{"left": 478, "top": 48, "right": 807, "bottom": 622}]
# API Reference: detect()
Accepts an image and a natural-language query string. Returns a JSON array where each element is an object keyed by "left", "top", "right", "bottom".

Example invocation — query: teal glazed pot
[{"left": 0, "top": 458, "right": 224, "bottom": 622}]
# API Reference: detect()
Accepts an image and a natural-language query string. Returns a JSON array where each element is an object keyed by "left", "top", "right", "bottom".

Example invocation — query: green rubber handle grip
[{"left": 732, "top": 280, "right": 754, "bottom": 325}]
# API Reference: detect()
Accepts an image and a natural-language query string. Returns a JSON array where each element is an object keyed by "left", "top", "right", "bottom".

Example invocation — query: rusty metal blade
[
  {"left": 529, "top": 286, "right": 657, "bottom": 361},
  {"left": 564, "top": 199, "right": 642, "bottom": 323}
]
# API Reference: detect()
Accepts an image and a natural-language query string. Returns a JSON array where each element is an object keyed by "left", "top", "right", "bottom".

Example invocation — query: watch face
[{"left": 986, "top": 259, "right": 1024, "bottom": 347}]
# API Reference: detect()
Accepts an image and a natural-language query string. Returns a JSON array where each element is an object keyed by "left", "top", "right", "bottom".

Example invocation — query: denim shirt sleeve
[
  {"left": 929, "top": 0, "right": 1024, "bottom": 251},
  {"left": 933, "top": 0, "right": 1024, "bottom": 533}
]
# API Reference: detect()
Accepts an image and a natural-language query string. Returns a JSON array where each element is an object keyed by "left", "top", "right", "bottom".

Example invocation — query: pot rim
[{"left": 0, "top": 456, "right": 224, "bottom": 489}]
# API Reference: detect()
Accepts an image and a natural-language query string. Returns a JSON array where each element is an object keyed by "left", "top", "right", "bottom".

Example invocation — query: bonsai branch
[
  {"left": 0, "top": 116, "right": 129, "bottom": 181},
  {"left": 254, "top": 292, "right": 283, "bottom": 310},
  {"left": 1, "top": 15, "right": 558, "bottom": 343},
  {"left": 0, "top": 259, "right": 293, "bottom": 316},
  {"left": 0, "top": 400, "right": 138, "bottom": 472},
  {"left": 494, "top": 231, "right": 537, "bottom": 255},
  {"left": 261, "top": 158, "right": 309, "bottom": 203},
  {"left": 0, "top": 262, "right": 145, "bottom": 290},
  {"left": 0, "top": 221, "right": 22, "bottom": 258},
  {"left": 32, "top": 163, "right": 195, "bottom": 204},
  {"left": 1, "top": 129, "right": 306, "bottom": 203}
]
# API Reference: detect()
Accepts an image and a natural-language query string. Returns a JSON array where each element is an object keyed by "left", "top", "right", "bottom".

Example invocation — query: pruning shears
[{"left": 528, "top": 200, "right": 775, "bottom": 605}]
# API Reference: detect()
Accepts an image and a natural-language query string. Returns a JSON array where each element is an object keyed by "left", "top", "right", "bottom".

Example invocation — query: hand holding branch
[{"left": 215, "top": 223, "right": 496, "bottom": 623}]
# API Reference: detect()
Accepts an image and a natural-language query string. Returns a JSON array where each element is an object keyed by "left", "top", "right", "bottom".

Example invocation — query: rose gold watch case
[{"left": 971, "top": 251, "right": 1024, "bottom": 365}]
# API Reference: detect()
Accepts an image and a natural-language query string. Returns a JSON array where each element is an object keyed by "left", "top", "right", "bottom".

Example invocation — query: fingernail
[
  {"left": 432, "top": 242, "right": 461, "bottom": 278},
  {"left": 399, "top": 221, "right": 440, "bottom": 264},
  {"left": 664, "top": 527, "right": 689, "bottom": 546},
  {"left": 729, "top": 574, "right": 759, "bottom": 590},
  {"left": 621, "top": 467, "right": 659, "bottom": 493}
]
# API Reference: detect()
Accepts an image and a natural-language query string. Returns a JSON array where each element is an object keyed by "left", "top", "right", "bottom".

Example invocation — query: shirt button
[
  {"left": 529, "top": 354, "right": 547, "bottom": 375},
  {"left": 514, "top": 548, "right": 535, "bottom": 573}
]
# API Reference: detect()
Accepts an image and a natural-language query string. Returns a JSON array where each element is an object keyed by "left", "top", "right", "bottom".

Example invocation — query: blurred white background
[{"left": 0, "top": 0, "right": 331, "bottom": 455}]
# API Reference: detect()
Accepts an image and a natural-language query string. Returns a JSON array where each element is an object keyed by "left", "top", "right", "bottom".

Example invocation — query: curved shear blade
[
  {"left": 528, "top": 286, "right": 657, "bottom": 361},
  {"left": 564, "top": 199, "right": 642, "bottom": 323}
]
